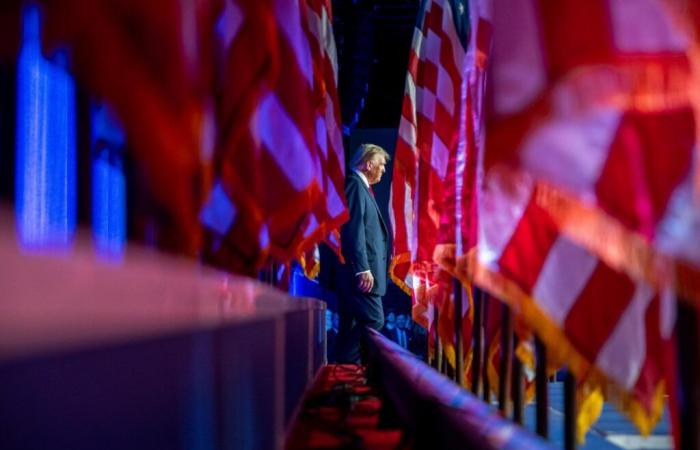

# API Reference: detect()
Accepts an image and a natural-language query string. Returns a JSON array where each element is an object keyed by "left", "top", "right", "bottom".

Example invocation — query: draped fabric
[
  {"left": 389, "top": 0, "right": 473, "bottom": 367},
  {"left": 469, "top": 167, "right": 676, "bottom": 438},
  {"left": 485, "top": 0, "right": 700, "bottom": 306},
  {"left": 200, "top": 0, "right": 348, "bottom": 275},
  {"left": 24, "top": 0, "right": 348, "bottom": 275},
  {"left": 298, "top": 0, "right": 347, "bottom": 278}
]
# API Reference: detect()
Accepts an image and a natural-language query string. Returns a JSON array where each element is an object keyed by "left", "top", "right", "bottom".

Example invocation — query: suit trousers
[{"left": 335, "top": 290, "right": 384, "bottom": 364}]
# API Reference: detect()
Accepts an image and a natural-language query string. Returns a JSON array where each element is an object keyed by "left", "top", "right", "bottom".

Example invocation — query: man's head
[
  {"left": 385, "top": 311, "right": 396, "bottom": 329},
  {"left": 396, "top": 314, "right": 407, "bottom": 329},
  {"left": 350, "top": 143, "right": 390, "bottom": 185}
]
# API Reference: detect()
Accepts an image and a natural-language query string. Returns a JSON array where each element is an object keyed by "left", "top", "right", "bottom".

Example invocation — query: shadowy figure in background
[
  {"left": 395, "top": 314, "right": 411, "bottom": 350},
  {"left": 326, "top": 309, "right": 339, "bottom": 361},
  {"left": 411, "top": 320, "right": 428, "bottom": 359},
  {"left": 381, "top": 311, "right": 397, "bottom": 342}
]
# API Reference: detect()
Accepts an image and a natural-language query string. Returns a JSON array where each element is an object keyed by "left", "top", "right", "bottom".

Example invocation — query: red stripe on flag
[
  {"left": 564, "top": 264, "right": 636, "bottom": 361},
  {"left": 537, "top": 0, "right": 616, "bottom": 77},
  {"left": 498, "top": 192, "right": 559, "bottom": 292},
  {"left": 630, "top": 294, "right": 666, "bottom": 413},
  {"left": 595, "top": 109, "right": 695, "bottom": 238}
]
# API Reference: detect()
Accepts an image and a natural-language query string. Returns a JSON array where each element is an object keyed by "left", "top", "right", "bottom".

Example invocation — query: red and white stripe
[
  {"left": 302, "top": 0, "right": 348, "bottom": 268},
  {"left": 390, "top": 0, "right": 474, "bottom": 330},
  {"left": 201, "top": 0, "right": 328, "bottom": 271},
  {"left": 476, "top": 167, "right": 675, "bottom": 433},
  {"left": 486, "top": 0, "right": 700, "bottom": 299}
]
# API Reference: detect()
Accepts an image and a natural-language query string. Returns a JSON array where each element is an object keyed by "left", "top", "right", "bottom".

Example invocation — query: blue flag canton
[
  {"left": 415, "top": 0, "right": 471, "bottom": 51},
  {"left": 448, "top": 0, "right": 470, "bottom": 50}
]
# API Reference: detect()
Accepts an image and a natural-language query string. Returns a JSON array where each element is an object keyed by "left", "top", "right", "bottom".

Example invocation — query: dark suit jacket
[{"left": 340, "top": 171, "right": 389, "bottom": 296}]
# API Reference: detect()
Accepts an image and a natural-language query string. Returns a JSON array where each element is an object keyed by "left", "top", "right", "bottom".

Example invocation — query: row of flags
[
  {"left": 390, "top": 0, "right": 699, "bottom": 442},
  {"left": 2, "top": 0, "right": 347, "bottom": 274},
  {"left": 4, "top": 0, "right": 699, "bottom": 441}
]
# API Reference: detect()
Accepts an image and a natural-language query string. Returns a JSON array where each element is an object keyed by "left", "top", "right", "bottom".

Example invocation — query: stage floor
[{"left": 522, "top": 383, "right": 672, "bottom": 450}]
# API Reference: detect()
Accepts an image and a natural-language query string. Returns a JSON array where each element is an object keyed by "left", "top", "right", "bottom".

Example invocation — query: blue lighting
[
  {"left": 15, "top": 5, "right": 76, "bottom": 250},
  {"left": 91, "top": 104, "right": 126, "bottom": 259}
]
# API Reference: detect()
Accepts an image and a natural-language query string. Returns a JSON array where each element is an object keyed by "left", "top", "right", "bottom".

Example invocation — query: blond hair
[{"left": 349, "top": 143, "right": 391, "bottom": 169}]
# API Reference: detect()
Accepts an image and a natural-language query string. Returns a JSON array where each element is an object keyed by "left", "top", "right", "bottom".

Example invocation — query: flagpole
[
  {"left": 535, "top": 337, "right": 549, "bottom": 438},
  {"left": 471, "top": 287, "right": 484, "bottom": 395},
  {"left": 433, "top": 308, "right": 443, "bottom": 372},
  {"left": 498, "top": 302, "right": 513, "bottom": 415},
  {"left": 677, "top": 300, "right": 699, "bottom": 450},
  {"left": 512, "top": 334, "right": 524, "bottom": 424},
  {"left": 564, "top": 370, "right": 576, "bottom": 450},
  {"left": 454, "top": 278, "right": 465, "bottom": 386},
  {"left": 482, "top": 293, "right": 491, "bottom": 403}
]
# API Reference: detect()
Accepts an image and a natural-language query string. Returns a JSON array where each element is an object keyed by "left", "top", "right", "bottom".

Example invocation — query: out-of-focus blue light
[
  {"left": 91, "top": 104, "right": 126, "bottom": 260},
  {"left": 15, "top": 5, "right": 76, "bottom": 250}
]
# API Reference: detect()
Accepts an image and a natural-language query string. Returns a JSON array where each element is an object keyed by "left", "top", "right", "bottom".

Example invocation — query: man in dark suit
[{"left": 336, "top": 143, "right": 390, "bottom": 364}]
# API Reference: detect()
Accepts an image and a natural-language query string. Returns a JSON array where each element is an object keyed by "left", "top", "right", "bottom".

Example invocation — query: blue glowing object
[
  {"left": 91, "top": 104, "right": 126, "bottom": 259},
  {"left": 15, "top": 5, "right": 76, "bottom": 250}
]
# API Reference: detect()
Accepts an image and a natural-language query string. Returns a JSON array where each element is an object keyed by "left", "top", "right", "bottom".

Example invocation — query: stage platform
[{"left": 0, "top": 231, "right": 326, "bottom": 450}]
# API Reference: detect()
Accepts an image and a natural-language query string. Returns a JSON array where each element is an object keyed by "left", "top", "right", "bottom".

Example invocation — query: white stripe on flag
[
  {"left": 257, "top": 93, "right": 315, "bottom": 191},
  {"left": 520, "top": 108, "right": 622, "bottom": 199},
  {"left": 609, "top": 0, "right": 689, "bottom": 53},
  {"left": 436, "top": 64, "right": 455, "bottom": 115},
  {"left": 533, "top": 236, "right": 599, "bottom": 326},
  {"left": 416, "top": 85, "right": 436, "bottom": 121},
  {"left": 478, "top": 169, "right": 533, "bottom": 265},
  {"left": 316, "top": 115, "right": 328, "bottom": 158},
  {"left": 326, "top": 176, "right": 346, "bottom": 218},
  {"left": 431, "top": 133, "right": 450, "bottom": 180},
  {"left": 275, "top": 0, "right": 314, "bottom": 87},
  {"left": 304, "top": 213, "right": 320, "bottom": 238},
  {"left": 200, "top": 181, "right": 237, "bottom": 235},
  {"left": 406, "top": 181, "right": 417, "bottom": 260},
  {"left": 490, "top": 0, "right": 546, "bottom": 115},
  {"left": 399, "top": 117, "right": 417, "bottom": 149},
  {"left": 595, "top": 283, "right": 655, "bottom": 389},
  {"left": 324, "top": 93, "right": 344, "bottom": 158},
  {"left": 422, "top": 29, "right": 442, "bottom": 66},
  {"left": 320, "top": 6, "right": 339, "bottom": 80},
  {"left": 216, "top": 1, "right": 243, "bottom": 52}
]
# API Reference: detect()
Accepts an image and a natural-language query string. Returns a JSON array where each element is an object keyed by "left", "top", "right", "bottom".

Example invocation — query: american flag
[
  {"left": 201, "top": 0, "right": 340, "bottom": 274},
  {"left": 485, "top": 0, "right": 700, "bottom": 306},
  {"left": 298, "top": 0, "right": 347, "bottom": 278},
  {"left": 390, "top": 0, "right": 471, "bottom": 335},
  {"left": 474, "top": 165, "right": 676, "bottom": 437},
  {"left": 391, "top": 0, "right": 491, "bottom": 371},
  {"left": 473, "top": 0, "right": 698, "bottom": 435}
]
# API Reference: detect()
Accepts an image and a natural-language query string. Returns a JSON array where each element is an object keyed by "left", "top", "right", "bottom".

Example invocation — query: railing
[
  {"left": 366, "top": 328, "right": 555, "bottom": 450},
  {"left": 426, "top": 284, "right": 700, "bottom": 450}
]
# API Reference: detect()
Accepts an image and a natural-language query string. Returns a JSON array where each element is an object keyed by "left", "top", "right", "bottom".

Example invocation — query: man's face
[{"left": 365, "top": 155, "right": 387, "bottom": 185}]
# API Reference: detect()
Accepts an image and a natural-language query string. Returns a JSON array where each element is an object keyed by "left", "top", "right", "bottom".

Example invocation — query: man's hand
[{"left": 357, "top": 271, "right": 374, "bottom": 293}]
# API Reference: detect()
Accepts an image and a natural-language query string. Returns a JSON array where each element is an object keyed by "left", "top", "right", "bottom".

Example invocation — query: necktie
[{"left": 369, "top": 186, "right": 375, "bottom": 197}]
